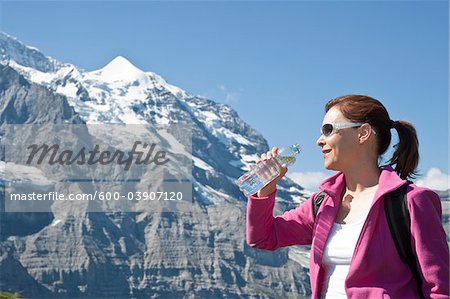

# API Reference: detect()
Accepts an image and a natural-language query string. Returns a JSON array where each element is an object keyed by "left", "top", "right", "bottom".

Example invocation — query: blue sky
[{"left": 1, "top": 1, "right": 448, "bottom": 190}]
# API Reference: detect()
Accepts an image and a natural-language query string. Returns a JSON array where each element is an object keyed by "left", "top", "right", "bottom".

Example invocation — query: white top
[{"left": 321, "top": 217, "right": 368, "bottom": 298}]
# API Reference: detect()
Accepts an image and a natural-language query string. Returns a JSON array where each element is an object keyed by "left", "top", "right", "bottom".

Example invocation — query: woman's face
[{"left": 316, "top": 106, "right": 360, "bottom": 172}]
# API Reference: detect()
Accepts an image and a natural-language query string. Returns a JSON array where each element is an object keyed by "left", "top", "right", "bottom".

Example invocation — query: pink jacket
[{"left": 246, "top": 165, "right": 449, "bottom": 298}]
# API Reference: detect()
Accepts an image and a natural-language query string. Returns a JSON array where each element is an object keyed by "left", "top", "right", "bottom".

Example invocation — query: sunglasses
[{"left": 320, "top": 122, "right": 363, "bottom": 137}]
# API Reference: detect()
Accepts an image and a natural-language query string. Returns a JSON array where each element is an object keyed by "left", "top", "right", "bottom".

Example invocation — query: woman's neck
[{"left": 343, "top": 161, "right": 381, "bottom": 193}]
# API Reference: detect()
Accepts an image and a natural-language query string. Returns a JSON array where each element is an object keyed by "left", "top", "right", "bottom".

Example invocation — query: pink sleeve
[
  {"left": 409, "top": 188, "right": 450, "bottom": 298},
  {"left": 246, "top": 189, "right": 316, "bottom": 251}
]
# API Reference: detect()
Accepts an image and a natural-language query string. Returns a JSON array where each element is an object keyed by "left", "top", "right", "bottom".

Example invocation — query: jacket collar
[{"left": 319, "top": 165, "right": 408, "bottom": 203}]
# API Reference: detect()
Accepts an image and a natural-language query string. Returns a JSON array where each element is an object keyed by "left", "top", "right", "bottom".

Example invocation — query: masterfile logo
[
  {"left": 25, "top": 141, "right": 170, "bottom": 171},
  {"left": 1, "top": 124, "right": 192, "bottom": 212}
]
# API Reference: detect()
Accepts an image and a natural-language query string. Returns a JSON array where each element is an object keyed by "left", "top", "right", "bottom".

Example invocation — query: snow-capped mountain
[
  {"left": 0, "top": 31, "right": 311, "bottom": 298},
  {"left": 0, "top": 33, "right": 60, "bottom": 73}
]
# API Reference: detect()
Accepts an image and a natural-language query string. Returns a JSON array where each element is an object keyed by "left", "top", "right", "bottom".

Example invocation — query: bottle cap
[{"left": 291, "top": 143, "right": 301, "bottom": 155}]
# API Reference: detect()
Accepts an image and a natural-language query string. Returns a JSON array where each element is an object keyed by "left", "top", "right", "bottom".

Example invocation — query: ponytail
[{"left": 388, "top": 120, "right": 419, "bottom": 180}]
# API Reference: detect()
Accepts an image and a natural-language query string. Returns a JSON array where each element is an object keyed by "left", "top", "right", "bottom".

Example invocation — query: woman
[{"left": 246, "top": 95, "right": 449, "bottom": 298}]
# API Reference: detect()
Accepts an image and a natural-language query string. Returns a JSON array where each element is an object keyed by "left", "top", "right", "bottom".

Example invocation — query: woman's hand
[{"left": 255, "top": 147, "right": 288, "bottom": 197}]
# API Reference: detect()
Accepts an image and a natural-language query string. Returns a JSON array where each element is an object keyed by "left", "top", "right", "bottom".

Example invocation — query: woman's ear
[{"left": 358, "top": 123, "right": 373, "bottom": 143}]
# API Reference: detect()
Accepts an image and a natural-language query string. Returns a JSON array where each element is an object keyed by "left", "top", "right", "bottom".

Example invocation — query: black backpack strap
[
  {"left": 384, "top": 183, "right": 425, "bottom": 298},
  {"left": 313, "top": 191, "right": 327, "bottom": 219}
]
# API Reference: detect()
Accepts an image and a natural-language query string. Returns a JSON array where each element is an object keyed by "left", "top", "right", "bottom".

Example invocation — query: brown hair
[{"left": 325, "top": 95, "right": 419, "bottom": 180}]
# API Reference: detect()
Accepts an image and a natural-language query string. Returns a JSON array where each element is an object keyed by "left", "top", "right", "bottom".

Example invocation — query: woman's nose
[{"left": 316, "top": 135, "right": 325, "bottom": 147}]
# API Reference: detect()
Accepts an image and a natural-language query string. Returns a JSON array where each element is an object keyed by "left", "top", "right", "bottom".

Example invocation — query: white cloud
[
  {"left": 288, "top": 168, "right": 450, "bottom": 193},
  {"left": 287, "top": 171, "right": 329, "bottom": 192},
  {"left": 416, "top": 168, "right": 450, "bottom": 191},
  {"left": 218, "top": 84, "right": 240, "bottom": 103}
]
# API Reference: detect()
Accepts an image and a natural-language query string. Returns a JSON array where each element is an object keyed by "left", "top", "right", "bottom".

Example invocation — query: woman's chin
[{"left": 324, "top": 162, "right": 338, "bottom": 171}]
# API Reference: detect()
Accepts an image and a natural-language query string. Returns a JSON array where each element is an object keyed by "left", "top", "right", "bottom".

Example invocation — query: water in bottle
[{"left": 236, "top": 144, "right": 301, "bottom": 197}]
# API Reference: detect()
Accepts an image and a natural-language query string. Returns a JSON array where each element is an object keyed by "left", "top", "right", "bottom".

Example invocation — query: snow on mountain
[
  {"left": 91, "top": 55, "right": 148, "bottom": 84},
  {"left": 0, "top": 32, "right": 60, "bottom": 73},
  {"left": 0, "top": 161, "right": 54, "bottom": 188}
]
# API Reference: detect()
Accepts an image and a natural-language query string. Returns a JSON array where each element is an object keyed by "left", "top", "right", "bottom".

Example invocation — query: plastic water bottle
[{"left": 236, "top": 144, "right": 301, "bottom": 197}]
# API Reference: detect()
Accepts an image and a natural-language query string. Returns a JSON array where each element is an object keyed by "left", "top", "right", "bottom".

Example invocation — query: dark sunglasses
[{"left": 321, "top": 122, "right": 363, "bottom": 137}]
